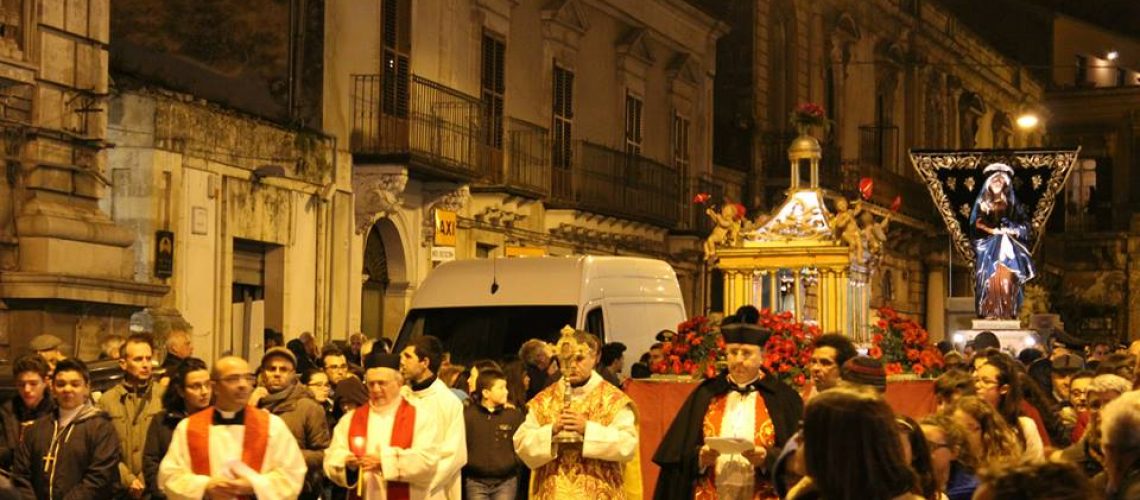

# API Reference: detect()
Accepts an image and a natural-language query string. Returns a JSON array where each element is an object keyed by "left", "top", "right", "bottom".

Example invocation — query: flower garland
[
  {"left": 759, "top": 309, "right": 819, "bottom": 388},
  {"left": 869, "top": 306, "right": 945, "bottom": 377},
  {"left": 651, "top": 316, "right": 725, "bottom": 378}
]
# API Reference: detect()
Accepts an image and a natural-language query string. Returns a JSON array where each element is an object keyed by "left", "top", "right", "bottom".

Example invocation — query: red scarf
[
  {"left": 186, "top": 406, "right": 269, "bottom": 500},
  {"left": 348, "top": 399, "right": 416, "bottom": 500}
]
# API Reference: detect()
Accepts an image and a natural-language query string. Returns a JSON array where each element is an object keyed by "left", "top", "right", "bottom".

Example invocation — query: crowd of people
[{"left": 1, "top": 313, "right": 1139, "bottom": 500}]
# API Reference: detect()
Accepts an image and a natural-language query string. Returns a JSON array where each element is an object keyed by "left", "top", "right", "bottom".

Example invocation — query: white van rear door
[{"left": 600, "top": 300, "right": 686, "bottom": 378}]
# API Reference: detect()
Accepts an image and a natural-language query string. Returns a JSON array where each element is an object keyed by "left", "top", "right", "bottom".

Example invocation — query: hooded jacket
[
  {"left": 0, "top": 393, "right": 55, "bottom": 469},
  {"left": 12, "top": 404, "right": 121, "bottom": 499}
]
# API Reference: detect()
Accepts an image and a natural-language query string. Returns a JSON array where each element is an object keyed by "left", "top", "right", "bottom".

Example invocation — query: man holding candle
[{"left": 325, "top": 353, "right": 440, "bottom": 499}]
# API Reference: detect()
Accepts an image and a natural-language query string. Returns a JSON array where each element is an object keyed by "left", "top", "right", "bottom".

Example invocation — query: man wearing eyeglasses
[{"left": 158, "top": 356, "right": 306, "bottom": 499}]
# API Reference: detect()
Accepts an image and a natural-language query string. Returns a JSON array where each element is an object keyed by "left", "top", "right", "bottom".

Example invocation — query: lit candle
[{"left": 351, "top": 436, "right": 367, "bottom": 496}]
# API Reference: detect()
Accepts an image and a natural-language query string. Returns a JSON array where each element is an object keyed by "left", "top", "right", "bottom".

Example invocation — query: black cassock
[{"left": 651, "top": 371, "right": 803, "bottom": 500}]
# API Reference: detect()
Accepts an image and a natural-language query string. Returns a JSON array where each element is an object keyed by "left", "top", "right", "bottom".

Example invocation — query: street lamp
[
  {"left": 1016, "top": 113, "right": 1039, "bottom": 130},
  {"left": 1106, "top": 51, "right": 1119, "bottom": 61}
]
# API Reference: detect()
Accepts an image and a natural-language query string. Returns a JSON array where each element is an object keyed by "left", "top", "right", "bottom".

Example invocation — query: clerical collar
[
  {"left": 410, "top": 375, "right": 437, "bottom": 392},
  {"left": 213, "top": 408, "right": 245, "bottom": 425},
  {"left": 727, "top": 373, "right": 760, "bottom": 395}
]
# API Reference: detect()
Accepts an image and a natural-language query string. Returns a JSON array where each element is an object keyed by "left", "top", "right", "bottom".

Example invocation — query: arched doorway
[{"left": 361, "top": 217, "right": 407, "bottom": 340}]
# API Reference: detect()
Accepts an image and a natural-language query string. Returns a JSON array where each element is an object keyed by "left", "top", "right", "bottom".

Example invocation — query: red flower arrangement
[
  {"left": 651, "top": 316, "right": 725, "bottom": 378},
  {"left": 789, "top": 102, "right": 832, "bottom": 134},
  {"left": 759, "top": 309, "right": 820, "bottom": 388},
  {"left": 868, "top": 307, "right": 945, "bottom": 378}
]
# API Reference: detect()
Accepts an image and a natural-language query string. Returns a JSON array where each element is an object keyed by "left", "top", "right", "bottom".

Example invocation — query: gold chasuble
[{"left": 527, "top": 380, "right": 639, "bottom": 499}]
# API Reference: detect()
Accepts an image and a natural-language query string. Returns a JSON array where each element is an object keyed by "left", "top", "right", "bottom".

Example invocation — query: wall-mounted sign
[
  {"left": 434, "top": 210, "right": 457, "bottom": 246},
  {"left": 505, "top": 246, "right": 546, "bottom": 257},
  {"left": 155, "top": 230, "right": 174, "bottom": 278},
  {"left": 431, "top": 246, "right": 456, "bottom": 262}
]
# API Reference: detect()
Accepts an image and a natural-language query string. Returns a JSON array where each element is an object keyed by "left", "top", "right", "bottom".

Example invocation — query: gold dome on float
[{"left": 787, "top": 134, "right": 821, "bottom": 160}]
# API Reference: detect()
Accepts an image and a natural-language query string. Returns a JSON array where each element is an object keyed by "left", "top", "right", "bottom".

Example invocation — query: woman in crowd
[
  {"left": 790, "top": 388, "right": 922, "bottom": 500},
  {"left": 920, "top": 414, "right": 979, "bottom": 500},
  {"left": 947, "top": 396, "right": 1022, "bottom": 468},
  {"left": 142, "top": 358, "right": 211, "bottom": 500},
  {"left": 897, "top": 416, "right": 939, "bottom": 500},
  {"left": 302, "top": 369, "right": 336, "bottom": 431},
  {"left": 501, "top": 359, "right": 529, "bottom": 410},
  {"left": 973, "top": 350, "right": 1045, "bottom": 460}
]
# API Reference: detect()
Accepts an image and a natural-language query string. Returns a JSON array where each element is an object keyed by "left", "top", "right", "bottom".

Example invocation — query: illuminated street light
[
  {"left": 1106, "top": 51, "right": 1119, "bottom": 61},
  {"left": 1016, "top": 113, "right": 1039, "bottom": 129}
]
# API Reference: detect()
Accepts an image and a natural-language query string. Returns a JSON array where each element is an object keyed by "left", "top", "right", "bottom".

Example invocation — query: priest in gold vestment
[{"left": 513, "top": 329, "right": 639, "bottom": 499}]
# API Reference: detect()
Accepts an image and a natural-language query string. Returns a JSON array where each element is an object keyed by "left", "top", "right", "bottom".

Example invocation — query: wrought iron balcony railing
[
  {"left": 351, "top": 74, "right": 483, "bottom": 181},
  {"left": 474, "top": 118, "right": 551, "bottom": 198},
  {"left": 859, "top": 125, "right": 900, "bottom": 174},
  {"left": 550, "top": 141, "right": 680, "bottom": 227}
]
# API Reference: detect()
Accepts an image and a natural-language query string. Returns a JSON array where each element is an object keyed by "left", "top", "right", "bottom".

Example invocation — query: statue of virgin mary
[{"left": 969, "top": 163, "right": 1037, "bottom": 319}]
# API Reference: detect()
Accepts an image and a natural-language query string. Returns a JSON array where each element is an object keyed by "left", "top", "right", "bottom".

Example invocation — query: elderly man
[
  {"left": 325, "top": 353, "right": 440, "bottom": 499},
  {"left": 1101, "top": 390, "right": 1140, "bottom": 499},
  {"left": 513, "top": 329, "right": 639, "bottom": 498},
  {"left": 13, "top": 358, "right": 120, "bottom": 499},
  {"left": 28, "top": 334, "right": 66, "bottom": 373},
  {"left": 254, "top": 347, "right": 331, "bottom": 499},
  {"left": 158, "top": 356, "right": 306, "bottom": 499},
  {"left": 98, "top": 334, "right": 166, "bottom": 498},
  {"left": 400, "top": 335, "right": 466, "bottom": 500},
  {"left": 654, "top": 322, "right": 803, "bottom": 500},
  {"left": 161, "top": 321, "right": 194, "bottom": 373}
]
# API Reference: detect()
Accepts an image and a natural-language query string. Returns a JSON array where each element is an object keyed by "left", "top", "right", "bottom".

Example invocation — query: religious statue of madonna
[{"left": 969, "top": 163, "right": 1037, "bottom": 319}]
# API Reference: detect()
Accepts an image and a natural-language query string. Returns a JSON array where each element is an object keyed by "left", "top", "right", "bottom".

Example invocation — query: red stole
[
  {"left": 348, "top": 399, "right": 416, "bottom": 500},
  {"left": 186, "top": 406, "right": 270, "bottom": 476},
  {"left": 694, "top": 391, "right": 778, "bottom": 500}
]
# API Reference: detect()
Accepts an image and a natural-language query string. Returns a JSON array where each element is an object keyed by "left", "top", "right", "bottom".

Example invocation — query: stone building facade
[
  {"left": 324, "top": 0, "right": 727, "bottom": 338},
  {"left": 702, "top": 0, "right": 1046, "bottom": 339},
  {"left": 0, "top": 0, "right": 167, "bottom": 360},
  {"left": 105, "top": 89, "right": 352, "bottom": 362}
]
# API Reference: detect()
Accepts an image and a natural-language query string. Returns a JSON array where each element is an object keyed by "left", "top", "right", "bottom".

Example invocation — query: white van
[{"left": 394, "top": 256, "right": 687, "bottom": 368}]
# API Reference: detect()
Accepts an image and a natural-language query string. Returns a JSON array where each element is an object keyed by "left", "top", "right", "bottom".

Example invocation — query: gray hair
[
  {"left": 1089, "top": 374, "right": 1132, "bottom": 395},
  {"left": 1101, "top": 390, "right": 1140, "bottom": 453}
]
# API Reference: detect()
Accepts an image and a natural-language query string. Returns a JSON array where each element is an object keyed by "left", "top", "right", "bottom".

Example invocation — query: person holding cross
[
  {"left": 157, "top": 356, "right": 306, "bottom": 499},
  {"left": 11, "top": 358, "right": 121, "bottom": 499}
]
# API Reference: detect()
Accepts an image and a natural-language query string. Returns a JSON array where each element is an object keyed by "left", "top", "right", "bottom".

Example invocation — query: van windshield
[{"left": 396, "top": 306, "right": 577, "bottom": 364}]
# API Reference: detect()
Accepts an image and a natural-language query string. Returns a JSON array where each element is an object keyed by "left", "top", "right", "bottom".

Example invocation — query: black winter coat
[
  {"left": 12, "top": 405, "right": 121, "bottom": 500},
  {"left": 141, "top": 410, "right": 185, "bottom": 500},
  {"left": 0, "top": 394, "right": 55, "bottom": 469}
]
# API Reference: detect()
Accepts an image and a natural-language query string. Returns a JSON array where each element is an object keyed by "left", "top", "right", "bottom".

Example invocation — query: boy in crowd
[{"left": 464, "top": 368, "right": 524, "bottom": 500}]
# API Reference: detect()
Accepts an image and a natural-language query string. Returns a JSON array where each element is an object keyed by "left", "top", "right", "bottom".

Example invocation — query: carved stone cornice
[{"left": 352, "top": 166, "right": 408, "bottom": 234}]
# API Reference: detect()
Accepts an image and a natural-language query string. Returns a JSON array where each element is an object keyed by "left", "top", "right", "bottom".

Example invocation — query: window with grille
[
  {"left": 481, "top": 34, "right": 506, "bottom": 149},
  {"left": 382, "top": 0, "right": 410, "bottom": 118},
  {"left": 624, "top": 92, "right": 643, "bottom": 156},
  {"left": 672, "top": 113, "right": 691, "bottom": 175},
  {"left": 552, "top": 65, "right": 574, "bottom": 170}
]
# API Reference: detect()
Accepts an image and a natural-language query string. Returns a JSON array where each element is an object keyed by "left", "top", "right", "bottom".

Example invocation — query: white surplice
[
  {"left": 713, "top": 387, "right": 760, "bottom": 499},
  {"left": 324, "top": 397, "right": 440, "bottom": 500},
  {"left": 512, "top": 371, "right": 638, "bottom": 470},
  {"left": 403, "top": 378, "right": 466, "bottom": 500},
  {"left": 157, "top": 409, "right": 306, "bottom": 500}
]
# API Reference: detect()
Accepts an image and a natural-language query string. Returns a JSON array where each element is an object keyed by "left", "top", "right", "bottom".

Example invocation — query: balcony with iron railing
[
  {"left": 682, "top": 173, "right": 728, "bottom": 235},
  {"left": 857, "top": 124, "right": 935, "bottom": 220},
  {"left": 473, "top": 118, "right": 551, "bottom": 198},
  {"left": 350, "top": 74, "right": 484, "bottom": 182},
  {"left": 549, "top": 141, "right": 680, "bottom": 227}
]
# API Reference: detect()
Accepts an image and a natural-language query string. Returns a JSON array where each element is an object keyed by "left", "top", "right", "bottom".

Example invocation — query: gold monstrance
[{"left": 553, "top": 325, "right": 585, "bottom": 443}]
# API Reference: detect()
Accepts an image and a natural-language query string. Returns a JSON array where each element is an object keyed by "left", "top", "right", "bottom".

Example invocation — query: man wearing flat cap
[
  {"left": 653, "top": 321, "right": 803, "bottom": 500},
  {"left": 29, "top": 334, "right": 66, "bottom": 374},
  {"left": 255, "top": 346, "right": 330, "bottom": 499},
  {"left": 324, "top": 353, "right": 441, "bottom": 499}
]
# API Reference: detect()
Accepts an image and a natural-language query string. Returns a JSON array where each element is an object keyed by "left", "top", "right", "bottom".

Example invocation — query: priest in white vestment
[
  {"left": 158, "top": 356, "right": 306, "bottom": 500},
  {"left": 325, "top": 353, "right": 440, "bottom": 499},
  {"left": 399, "top": 336, "right": 466, "bottom": 500}
]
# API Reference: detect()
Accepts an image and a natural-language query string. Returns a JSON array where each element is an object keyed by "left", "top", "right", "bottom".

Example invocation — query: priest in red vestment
[
  {"left": 325, "top": 353, "right": 440, "bottom": 499},
  {"left": 158, "top": 356, "right": 306, "bottom": 499}
]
